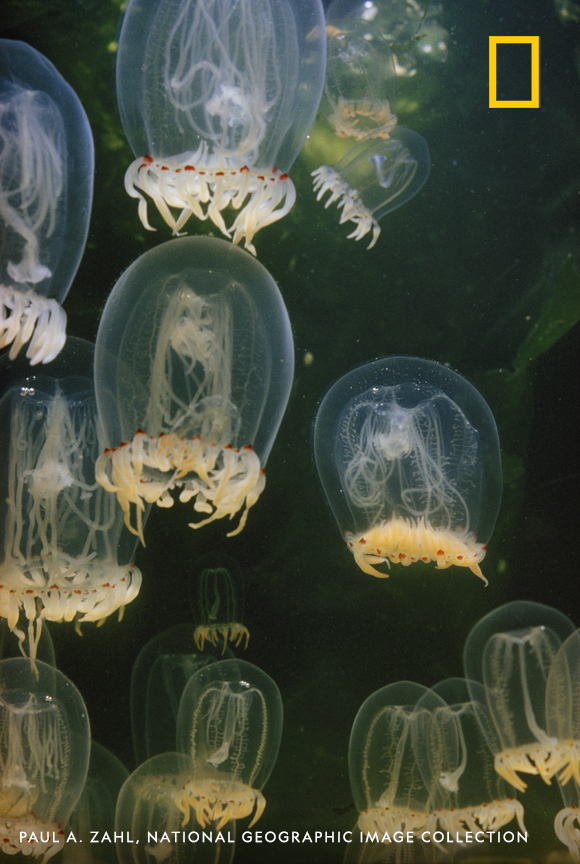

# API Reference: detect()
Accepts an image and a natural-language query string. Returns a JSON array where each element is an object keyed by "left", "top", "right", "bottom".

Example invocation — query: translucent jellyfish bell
[
  {"left": 411, "top": 678, "right": 527, "bottom": 847},
  {"left": 547, "top": 629, "right": 580, "bottom": 787},
  {"left": 0, "top": 40, "right": 94, "bottom": 365},
  {"left": 175, "top": 659, "right": 282, "bottom": 830},
  {"left": 0, "top": 338, "right": 143, "bottom": 660},
  {"left": 95, "top": 236, "right": 294, "bottom": 544},
  {"left": 312, "top": 127, "right": 430, "bottom": 248},
  {"left": 314, "top": 356, "right": 502, "bottom": 582},
  {"left": 116, "top": 0, "right": 326, "bottom": 255},
  {"left": 190, "top": 551, "right": 248, "bottom": 652},
  {"left": 463, "top": 600, "right": 576, "bottom": 793},
  {"left": 0, "top": 657, "right": 90, "bottom": 860},
  {"left": 348, "top": 680, "right": 434, "bottom": 840},
  {"left": 322, "top": 0, "right": 398, "bottom": 140}
]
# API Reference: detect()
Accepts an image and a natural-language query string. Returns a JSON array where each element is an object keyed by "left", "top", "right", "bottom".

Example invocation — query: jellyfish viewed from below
[
  {"left": 175, "top": 659, "right": 282, "bottom": 830},
  {"left": 314, "top": 356, "right": 502, "bottom": 582},
  {"left": 321, "top": 0, "right": 398, "bottom": 141},
  {"left": 411, "top": 678, "right": 527, "bottom": 849},
  {"left": 312, "top": 127, "right": 430, "bottom": 248},
  {"left": 0, "top": 339, "right": 143, "bottom": 659},
  {"left": 464, "top": 600, "right": 576, "bottom": 793},
  {"left": 116, "top": 0, "right": 326, "bottom": 255},
  {"left": 190, "top": 551, "right": 248, "bottom": 652},
  {"left": 95, "top": 236, "right": 294, "bottom": 544},
  {"left": 0, "top": 40, "right": 94, "bottom": 364},
  {"left": 0, "top": 657, "right": 90, "bottom": 860}
]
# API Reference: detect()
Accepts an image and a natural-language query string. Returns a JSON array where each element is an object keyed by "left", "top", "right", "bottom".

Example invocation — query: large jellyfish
[
  {"left": 116, "top": 0, "right": 326, "bottom": 254},
  {"left": 0, "top": 40, "right": 93, "bottom": 364}
]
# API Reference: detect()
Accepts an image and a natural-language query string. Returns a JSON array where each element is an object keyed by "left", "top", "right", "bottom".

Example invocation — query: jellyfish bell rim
[{"left": 314, "top": 354, "right": 503, "bottom": 545}]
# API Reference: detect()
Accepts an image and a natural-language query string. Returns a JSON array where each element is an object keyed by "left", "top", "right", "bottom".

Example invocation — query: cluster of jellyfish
[
  {"left": 0, "top": 0, "right": 565, "bottom": 862},
  {"left": 342, "top": 600, "right": 580, "bottom": 863}
]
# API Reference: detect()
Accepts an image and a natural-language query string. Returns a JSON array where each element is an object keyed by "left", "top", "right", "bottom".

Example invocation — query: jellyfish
[
  {"left": 321, "top": 0, "right": 398, "bottom": 141},
  {"left": 463, "top": 600, "right": 576, "bottom": 793},
  {"left": 115, "top": 752, "right": 236, "bottom": 864},
  {"left": 312, "top": 127, "right": 430, "bottom": 249},
  {"left": 62, "top": 742, "right": 129, "bottom": 864},
  {"left": 175, "top": 659, "right": 282, "bottom": 830},
  {"left": 0, "top": 656, "right": 90, "bottom": 859},
  {"left": 94, "top": 236, "right": 294, "bottom": 544},
  {"left": 0, "top": 338, "right": 143, "bottom": 660},
  {"left": 348, "top": 680, "right": 436, "bottom": 851},
  {"left": 411, "top": 678, "right": 527, "bottom": 850},
  {"left": 115, "top": 0, "right": 326, "bottom": 255},
  {"left": 0, "top": 40, "right": 94, "bottom": 365},
  {"left": 190, "top": 552, "right": 249, "bottom": 652},
  {"left": 314, "top": 356, "right": 502, "bottom": 582},
  {"left": 130, "top": 623, "right": 225, "bottom": 765}
]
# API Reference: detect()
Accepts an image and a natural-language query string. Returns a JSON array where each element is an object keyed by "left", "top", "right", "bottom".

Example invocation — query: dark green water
[{"left": 1, "top": 0, "right": 580, "bottom": 861}]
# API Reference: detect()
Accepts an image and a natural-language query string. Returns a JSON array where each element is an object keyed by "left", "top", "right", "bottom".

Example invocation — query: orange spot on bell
[{"left": 437, "top": 549, "right": 445, "bottom": 556}]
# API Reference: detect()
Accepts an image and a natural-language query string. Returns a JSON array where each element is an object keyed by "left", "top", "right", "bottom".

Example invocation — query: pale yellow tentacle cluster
[
  {"left": 194, "top": 623, "right": 250, "bottom": 653},
  {"left": 358, "top": 805, "right": 435, "bottom": 838},
  {"left": 175, "top": 779, "right": 265, "bottom": 831},
  {"left": 311, "top": 165, "right": 380, "bottom": 249},
  {"left": 436, "top": 797, "right": 526, "bottom": 837},
  {"left": 494, "top": 740, "right": 580, "bottom": 793},
  {"left": 125, "top": 155, "right": 296, "bottom": 256},
  {"left": 0, "top": 284, "right": 66, "bottom": 365},
  {"left": 555, "top": 806, "right": 580, "bottom": 862},
  {"left": 328, "top": 97, "right": 398, "bottom": 140},
  {"left": 0, "top": 816, "right": 64, "bottom": 861},
  {"left": 95, "top": 430, "right": 265, "bottom": 544},
  {"left": 344, "top": 515, "right": 488, "bottom": 582}
]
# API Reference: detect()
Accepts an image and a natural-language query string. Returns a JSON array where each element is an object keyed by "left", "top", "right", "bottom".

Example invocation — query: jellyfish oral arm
[
  {"left": 125, "top": 155, "right": 296, "bottom": 256},
  {"left": 344, "top": 516, "right": 489, "bottom": 583},
  {"left": 95, "top": 431, "right": 265, "bottom": 544},
  {"left": 0, "top": 284, "right": 67, "bottom": 365},
  {"left": 311, "top": 165, "right": 380, "bottom": 249}
]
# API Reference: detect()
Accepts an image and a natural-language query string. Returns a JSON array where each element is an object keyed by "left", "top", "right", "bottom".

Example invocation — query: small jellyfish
[
  {"left": 348, "top": 680, "right": 435, "bottom": 842},
  {"left": 0, "top": 657, "right": 90, "bottom": 859},
  {"left": 130, "top": 623, "right": 225, "bottom": 765},
  {"left": 322, "top": 0, "right": 398, "bottom": 140},
  {"left": 190, "top": 552, "right": 249, "bottom": 652},
  {"left": 411, "top": 678, "right": 527, "bottom": 847},
  {"left": 463, "top": 600, "right": 576, "bottom": 793},
  {"left": 115, "top": 752, "right": 235, "bottom": 864},
  {"left": 0, "top": 40, "right": 94, "bottom": 364},
  {"left": 116, "top": 0, "right": 326, "bottom": 254},
  {"left": 175, "top": 659, "right": 282, "bottom": 830},
  {"left": 314, "top": 356, "right": 502, "bottom": 582},
  {"left": 0, "top": 338, "right": 143, "bottom": 659},
  {"left": 312, "top": 127, "right": 430, "bottom": 248},
  {"left": 95, "top": 236, "right": 294, "bottom": 544}
]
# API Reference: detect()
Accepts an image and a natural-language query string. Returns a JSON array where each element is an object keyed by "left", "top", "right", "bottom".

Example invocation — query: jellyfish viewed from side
[
  {"left": 0, "top": 40, "right": 94, "bottom": 365},
  {"left": 314, "top": 356, "right": 502, "bottom": 582},
  {"left": 0, "top": 657, "right": 90, "bottom": 860},
  {"left": 116, "top": 0, "right": 326, "bottom": 255},
  {"left": 312, "top": 127, "right": 430, "bottom": 249},
  {"left": 0, "top": 339, "right": 143, "bottom": 659},
  {"left": 321, "top": 0, "right": 398, "bottom": 141},
  {"left": 95, "top": 236, "right": 294, "bottom": 544},
  {"left": 175, "top": 659, "right": 282, "bottom": 830},
  {"left": 464, "top": 600, "right": 576, "bottom": 793},
  {"left": 190, "top": 551, "right": 249, "bottom": 652}
]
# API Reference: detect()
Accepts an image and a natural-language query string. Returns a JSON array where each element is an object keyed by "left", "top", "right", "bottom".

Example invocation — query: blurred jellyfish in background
[
  {"left": 175, "top": 659, "right": 282, "bottom": 830},
  {"left": 95, "top": 236, "right": 294, "bottom": 544},
  {"left": 0, "top": 40, "right": 93, "bottom": 364},
  {"left": 0, "top": 657, "right": 90, "bottom": 859},
  {"left": 116, "top": 752, "right": 236, "bottom": 864},
  {"left": 312, "top": 127, "right": 430, "bottom": 247},
  {"left": 314, "top": 356, "right": 502, "bottom": 582},
  {"left": 190, "top": 551, "right": 248, "bottom": 653},
  {"left": 62, "top": 741, "right": 129, "bottom": 864},
  {"left": 0, "top": 338, "right": 143, "bottom": 660},
  {"left": 321, "top": 0, "right": 398, "bottom": 141},
  {"left": 115, "top": 0, "right": 326, "bottom": 254},
  {"left": 464, "top": 601, "right": 576, "bottom": 793},
  {"left": 411, "top": 678, "right": 527, "bottom": 851},
  {"left": 130, "top": 624, "right": 227, "bottom": 765}
]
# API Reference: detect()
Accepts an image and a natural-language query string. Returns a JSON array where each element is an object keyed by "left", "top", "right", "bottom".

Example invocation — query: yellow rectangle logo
[{"left": 489, "top": 36, "right": 540, "bottom": 108}]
